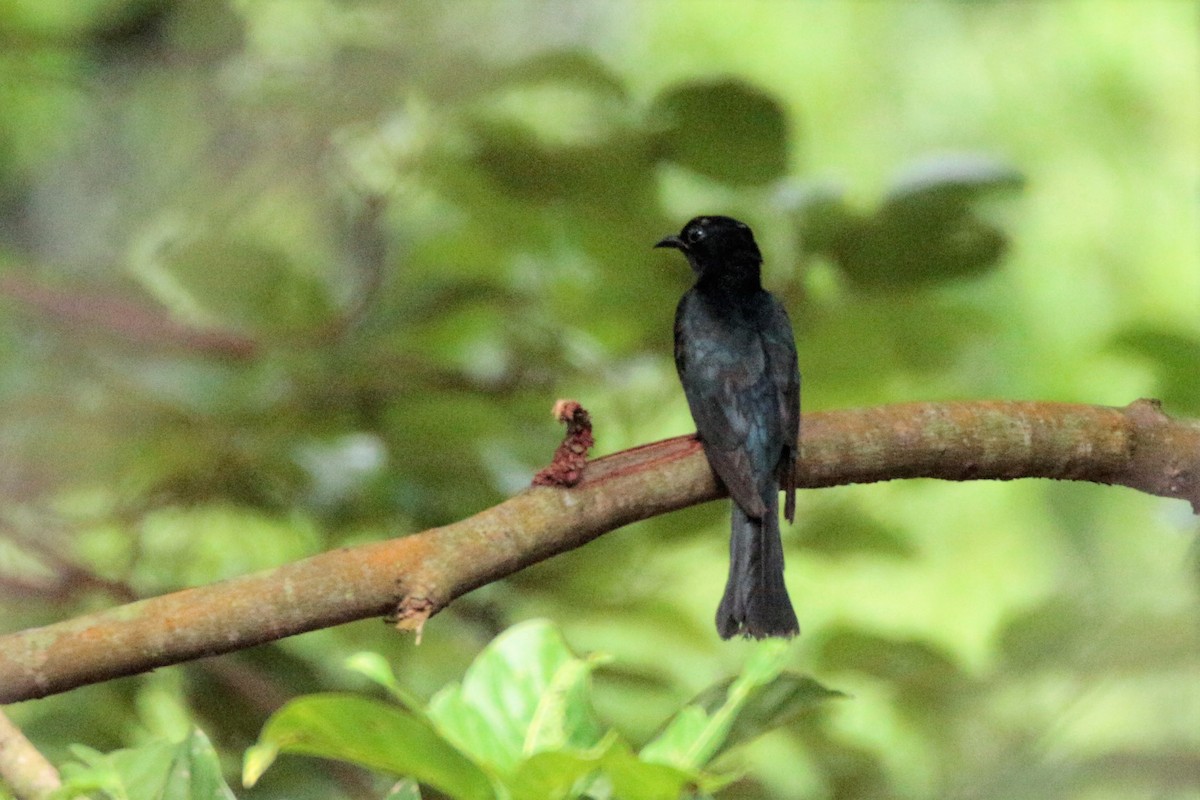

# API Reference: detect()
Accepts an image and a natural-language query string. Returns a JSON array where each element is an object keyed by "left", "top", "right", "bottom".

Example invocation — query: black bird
[{"left": 656, "top": 216, "right": 801, "bottom": 639}]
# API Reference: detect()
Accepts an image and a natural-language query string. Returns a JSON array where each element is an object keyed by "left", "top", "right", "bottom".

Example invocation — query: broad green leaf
[
  {"left": 162, "top": 729, "right": 238, "bottom": 800},
  {"left": 244, "top": 694, "right": 492, "bottom": 800},
  {"left": 827, "top": 154, "right": 1022, "bottom": 289},
  {"left": 638, "top": 705, "right": 710, "bottom": 770},
  {"left": 689, "top": 673, "right": 844, "bottom": 758},
  {"left": 490, "top": 50, "right": 629, "bottom": 101},
  {"left": 833, "top": 215, "right": 1008, "bottom": 289},
  {"left": 57, "top": 742, "right": 174, "bottom": 800},
  {"left": 55, "top": 729, "right": 235, "bottom": 800},
  {"left": 882, "top": 154, "right": 1024, "bottom": 218},
  {"left": 641, "top": 640, "right": 795, "bottom": 770},
  {"left": 651, "top": 79, "right": 790, "bottom": 186},
  {"left": 601, "top": 736, "right": 716, "bottom": 800},
  {"left": 508, "top": 732, "right": 702, "bottom": 800},
  {"left": 242, "top": 742, "right": 279, "bottom": 788},
  {"left": 525, "top": 652, "right": 610, "bottom": 753},
  {"left": 739, "top": 639, "right": 790, "bottom": 685},
  {"left": 507, "top": 731, "right": 623, "bottom": 800},
  {"left": 427, "top": 619, "right": 605, "bottom": 772}
]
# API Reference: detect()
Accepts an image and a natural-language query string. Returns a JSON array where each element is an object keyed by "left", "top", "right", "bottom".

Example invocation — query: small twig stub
[{"left": 532, "top": 400, "right": 595, "bottom": 488}]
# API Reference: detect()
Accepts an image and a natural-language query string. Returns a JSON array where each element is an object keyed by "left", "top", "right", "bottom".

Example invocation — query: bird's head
[{"left": 655, "top": 216, "right": 763, "bottom": 284}]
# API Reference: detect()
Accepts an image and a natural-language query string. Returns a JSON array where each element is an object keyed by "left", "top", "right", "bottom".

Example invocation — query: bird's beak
[{"left": 655, "top": 235, "right": 685, "bottom": 250}]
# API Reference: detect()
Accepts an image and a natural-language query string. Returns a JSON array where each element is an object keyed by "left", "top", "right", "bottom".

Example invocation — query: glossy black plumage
[{"left": 656, "top": 216, "right": 800, "bottom": 639}]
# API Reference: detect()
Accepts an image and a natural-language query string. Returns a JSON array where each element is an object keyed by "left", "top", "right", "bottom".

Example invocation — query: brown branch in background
[
  {"left": 0, "top": 708, "right": 62, "bottom": 800},
  {"left": 0, "top": 274, "right": 259, "bottom": 360},
  {"left": 0, "top": 400, "right": 1197, "bottom": 704},
  {"left": 0, "top": 521, "right": 138, "bottom": 605}
]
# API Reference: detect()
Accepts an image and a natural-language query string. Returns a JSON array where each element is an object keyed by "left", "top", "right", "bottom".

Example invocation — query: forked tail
[{"left": 715, "top": 491, "right": 799, "bottom": 639}]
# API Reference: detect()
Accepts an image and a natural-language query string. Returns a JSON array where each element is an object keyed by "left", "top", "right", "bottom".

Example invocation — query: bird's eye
[{"left": 685, "top": 226, "right": 706, "bottom": 244}]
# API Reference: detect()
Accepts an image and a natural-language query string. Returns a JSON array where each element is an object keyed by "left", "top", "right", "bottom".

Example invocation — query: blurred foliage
[
  {"left": 244, "top": 621, "right": 838, "bottom": 800},
  {"left": 1, "top": 1, "right": 1197, "bottom": 799},
  {"left": 798, "top": 154, "right": 1024, "bottom": 290},
  {"left": 54, "top": 728, "right": 236, "bottom": 800}
]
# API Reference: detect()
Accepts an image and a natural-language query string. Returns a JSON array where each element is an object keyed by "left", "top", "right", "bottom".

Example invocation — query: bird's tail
[{"left": 716, "top": 491, "right": 799, "bottom": 639}]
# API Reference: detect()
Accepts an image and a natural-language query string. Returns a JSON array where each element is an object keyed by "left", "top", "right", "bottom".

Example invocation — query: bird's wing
[
  {"left": 760, "top": 295, "right": 801, "bottom": 522},
  {"left": 675, "top": 293, "right": 778, "bottom": 518}
]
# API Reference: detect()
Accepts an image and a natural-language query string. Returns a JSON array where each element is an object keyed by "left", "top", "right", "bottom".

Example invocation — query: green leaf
[
  {"left": 816, "top": 630, "right": 970, "bottom": 713},
  {"left": 466, "top": 51, "right": 649, "bottom": 203},
  {"left": 639, "top": 705, "right": 710, "bottom": 770},
  {"left": 651, "top": 79, "right": 790, "bottom": 186},
  {"left": 241, "top": 742, "right": 279, "bottom": 789},
  {"left": 56, "top": 729, "right": 236, "bottom": 800},
  {"left": 488, "top": 50, "right": 628, "bottom": 101},
  {"left": 427, "top": 619, "right": 606, "bottom": 772},
  {"left": 1110, "top": 327, "right": 1200, "bottom": 414},
  {"left": 641, "top": 639, "right": 840, "bottom": 771},
  {"left": 882, "top": 154, "right": 1024, "bottom": 219},
  {"left": 164, "top": 729, "right": 238, "bottom": 800},
  {"left": 469, "top": 122, "right": 653, "bottom": 203},
  {"left": 508, "top": 732, "right": 701, "bottom": 800},
  {"left": 994, "top": 595, "right": 1091, "bottom": 670},
  {"left": 244, "top": 694, "right": 492, "bottom": 800},
  {"left": 690, "top": 673, "right": 844, "bottom": 758},
  {"left": 507, "top": 731, "right": 623, "bottom": 800},
  {"left": 793, "top": 181, "right": 861, "bottom": 255},
  {"left": 836, "top": 216, "right": 1007, "bottom": 290},
  {"left": 58, "top": 742, "right": 173, "bottom": 800},
  {"left": 598, "top": 736, "right": 709, "bottom": 800},
  {"left": 828, "top": 154, "right": 1022, "bottom": 289}
]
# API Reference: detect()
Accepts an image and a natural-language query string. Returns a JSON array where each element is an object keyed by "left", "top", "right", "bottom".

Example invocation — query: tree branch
[
  {"left": 1, "top": 400, "right": 1196, "bottom": 704},
  {"left": 0, "top": 709, "right": 63, "bottom": 800}
]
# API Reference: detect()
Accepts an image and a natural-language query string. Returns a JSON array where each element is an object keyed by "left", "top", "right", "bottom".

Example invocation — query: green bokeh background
[{"left": 1, "top": 1, "right": 1197, "bottom": 798}]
